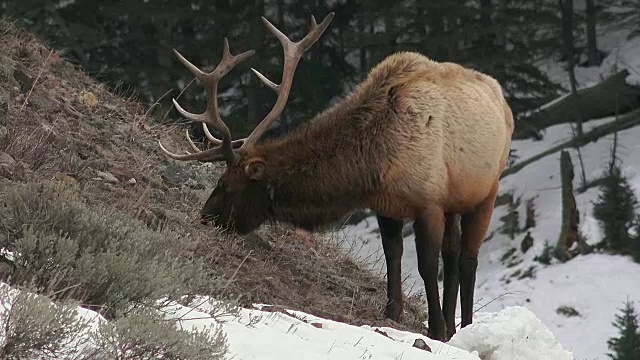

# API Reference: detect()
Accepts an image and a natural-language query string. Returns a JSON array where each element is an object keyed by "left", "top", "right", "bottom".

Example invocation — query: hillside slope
[
  {"left": 340, "top": 22, "right": 640, "bottom": 360},
  {"left": 0, "top": 20, "right": 429, "bottom": 333}
]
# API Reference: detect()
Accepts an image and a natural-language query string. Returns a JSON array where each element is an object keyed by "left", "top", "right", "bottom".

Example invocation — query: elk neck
[{"left": 254, "top": 84, "right": 395, "bottom": 230}]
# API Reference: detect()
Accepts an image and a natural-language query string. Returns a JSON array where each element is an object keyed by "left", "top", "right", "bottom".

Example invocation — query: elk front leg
[
  {"left": 376, "top": 214, "right": 404, "bottom": 322},
  {"left": 442, "top": 213, "right": 461, "bottom": 341},
  {"left": 413, "top": 207, "right": 446, "bottom": 341},
  {"left": 460, "top": 181, "right": 499, "bottom": 328}
]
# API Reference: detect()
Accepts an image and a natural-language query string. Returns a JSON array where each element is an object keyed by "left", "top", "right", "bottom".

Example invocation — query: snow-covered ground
[
  {"left": 0, "top": 282, "right": 572, "bottom": 360},
  {"left": 337, "top": 22, "right": 640, "bottom": 360}
]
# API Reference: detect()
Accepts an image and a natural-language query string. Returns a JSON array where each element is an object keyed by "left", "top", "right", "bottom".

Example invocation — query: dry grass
[{"left": 0, "top": 20, "right": 428, "bottom": 334}]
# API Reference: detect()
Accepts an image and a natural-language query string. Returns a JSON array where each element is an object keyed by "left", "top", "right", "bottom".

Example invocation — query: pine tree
[
  {"left": 593, "top": 135, "right": 639, "bottom": 254},
  {"left": 607, "top": 300, "right": 640, "bottom": 360}
]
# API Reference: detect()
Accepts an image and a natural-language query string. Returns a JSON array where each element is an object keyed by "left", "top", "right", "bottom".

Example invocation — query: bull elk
[{"left": 158, "top": 12, "right": 514, "bottom": 341}]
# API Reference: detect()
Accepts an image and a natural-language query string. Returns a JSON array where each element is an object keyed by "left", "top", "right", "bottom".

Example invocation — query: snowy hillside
[
  {"left": 0, "top": 282, "right": 572, "bottom": 360},
  {"left": 337, "top": 23, "right": 640, "bottom": 360}
]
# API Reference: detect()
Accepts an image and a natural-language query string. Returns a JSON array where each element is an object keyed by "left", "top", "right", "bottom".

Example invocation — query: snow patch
[{"left": 448, "top": 307, "right": 574, "bottom": 360}]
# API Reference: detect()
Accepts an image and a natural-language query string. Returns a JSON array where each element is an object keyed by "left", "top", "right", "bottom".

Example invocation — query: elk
[{"left": 158, "top": 12, "right": 514, "bottom": 341}]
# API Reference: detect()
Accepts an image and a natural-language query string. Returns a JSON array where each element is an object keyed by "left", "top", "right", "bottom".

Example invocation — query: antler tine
[
  {"left": 186, "top": 129, "right": 202, "bottom": 153},
  {"left": 202, "top": 123, "right": 246, "bottom": 148},
  {"left": 240, "top": 12, "right": 335, "bottom": 151},
  {"left": 250, "top": 68, "right": 279, "bottom": 92},
  {"left": 158, "top": 140, "right": 228, "bottom": 162},
  {"left": 159, "top": 39, "right": 255, "bottom": 165}
]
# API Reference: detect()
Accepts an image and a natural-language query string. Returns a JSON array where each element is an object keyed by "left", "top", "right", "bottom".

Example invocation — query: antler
[
  {"left": 158, "top": 12, "right": 334, "bottom": 164},
  {"left": 158, "top": 39, "right": 254, "bottom": 165},
  {"left": 237, "top": 12, "right": 335, "bottom": 153}
]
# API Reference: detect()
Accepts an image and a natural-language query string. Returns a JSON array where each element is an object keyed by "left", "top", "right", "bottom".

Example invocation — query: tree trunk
[
  {"left": 478, "top": 0, "right": 494, "bottom": 60},
  {"left": 245, "top": 0, "right": 265, "bottom": 135},
  {"left": 384, "top": 5, "right": 397, "bottom": 54},
  {"left": 357, "top": 4, "right": 367, "bottom": 75},
  {"left": 514, "top": 69, "right": 640, "bottom": 139},
  {"left": 586, "top": 0, "right": 599, "bottom": 66},
  {"left": 559, "top": 0, "right": 583, "bottom": 138},
  {"left": 555, "top": 150, "right": 580, "bottom": 262},
  {"left": 426, "top": 2, "right": 446, "bottom": 61}
]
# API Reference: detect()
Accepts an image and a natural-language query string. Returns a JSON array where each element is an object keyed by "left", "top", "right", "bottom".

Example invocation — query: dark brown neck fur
[{"left": 253, "top": 61, "right": 411, "bottom": 230}]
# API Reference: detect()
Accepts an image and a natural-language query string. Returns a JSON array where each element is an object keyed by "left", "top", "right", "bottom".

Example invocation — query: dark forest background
[{"left": 0, "top": 0, "right": 634, "bottom": 140}]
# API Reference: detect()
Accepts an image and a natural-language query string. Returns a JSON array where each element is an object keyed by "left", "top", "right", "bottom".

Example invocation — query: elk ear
[{"left": 244, "top": 158, "right": 267, "bottom": 180}]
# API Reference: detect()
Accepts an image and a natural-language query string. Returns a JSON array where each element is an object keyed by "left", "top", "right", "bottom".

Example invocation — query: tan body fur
[{"left": 254, "top": 52, "right": 513, "bottom": 227}]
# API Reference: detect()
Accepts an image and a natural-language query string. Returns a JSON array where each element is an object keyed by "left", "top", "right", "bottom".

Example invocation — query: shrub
[
  {"left": 533, "top": 240, "right": 554, "bottom": 265},
  {"left": 0, "top": 284, "right": 91, "bottom": 359},
  {"left": 0, "top": 180, "right": 222, "bottom": 319},
  {"left": 87, "top": 308, "right": 228, "bottom": 360},
  {"left": 556, "top": 305, "right": 580, "bottom": 318}
]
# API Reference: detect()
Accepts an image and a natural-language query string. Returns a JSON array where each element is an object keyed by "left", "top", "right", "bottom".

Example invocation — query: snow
[
  {"left": 0, "top": 281, "right": 574, "bottom": 360},
  {"left": 448, "top": 307, "right": 573, "bottom": 360},
  {"left": 167, "top": 300, "right": 478, "bottom": 360}
]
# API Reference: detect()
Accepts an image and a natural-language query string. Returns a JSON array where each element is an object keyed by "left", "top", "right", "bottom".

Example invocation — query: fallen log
[
  {"left": 501, "top": 107, "right": 640, "bottom": 179},
  {"left": 514, "top": 69, "right": 640, "bottom": 139}
]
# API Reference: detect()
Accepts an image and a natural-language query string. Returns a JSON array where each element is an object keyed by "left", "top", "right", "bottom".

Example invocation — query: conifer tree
[
  {"left": 607, "top": 300, "right": 640, "bottom": 360},
  {"left": 593, "top": 133, "right": 639, "bottom": 253}
]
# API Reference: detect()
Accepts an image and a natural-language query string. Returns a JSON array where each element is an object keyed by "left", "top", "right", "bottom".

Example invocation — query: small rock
[
  {"left": 29, "top": 93, "right": 59, "bottom": 109},
  {"left": 374, "top": 328, "right": 391, "bottom": 339},
  {"left": 0, "top": 152, "right": 16, "bottom": 178},
  {"left": 109, "top": 165, "right": 138, "bottom": 181},
  {"left": 96, "top": 170, "right": 119, "bottom": 184},
  {"left": 164, "top": 209, "right": 189, "bottom": 223},
  {"left": 0, "top": 151, "right": 16, "bottom": 168},
  {"left": 310, "top": 322, "right": 323, "bottom": 329},
  {"left": 412, "top": 338, "right": 431, "bottom": 352},
  {"left": 127, "top": 178, "right": 137, "bottom": 185}
]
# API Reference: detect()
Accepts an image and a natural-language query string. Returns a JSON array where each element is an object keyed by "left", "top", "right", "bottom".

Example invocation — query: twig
[
  {"left": 161, "top": 77, "right": 196, "bottom": 122},
  {"left": 144, "top": 88, "right": 174, "bottom": 117},
  {"left": 619, "top": 58, "right": 640, "bottom": 79},
  {"left": 20, "top": 49, "right": 54, "bottom": 112},
  {"left": 1, "top": 21, "right": 15, "bottom": 37},
  {"left": 48, "top": 283, "right": 82, "bottom": 298}
]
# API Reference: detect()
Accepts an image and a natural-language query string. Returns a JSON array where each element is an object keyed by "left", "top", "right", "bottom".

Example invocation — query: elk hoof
[
  {"left": 427, "top": 325, "right": 446, "bottom": 342},
  {"left": 445, "top": 327, "right": 456, "bottom": 342},
  {"left": 384, "top": 301, "right": 403, "bottom": 322}
]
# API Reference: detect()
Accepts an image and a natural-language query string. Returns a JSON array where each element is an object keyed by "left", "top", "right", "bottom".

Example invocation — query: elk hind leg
[
  {"left": 377, "top": 214, "right": 405, "bottom": 321},
  {"left": 442, "top": 213, "right": 461, "bottom": 341},
  {"left": 413, "top": 207, "right": 446, "bottom": 341},
  {"left": 460, "top": 181, "right": 499, "bottom": 328}
]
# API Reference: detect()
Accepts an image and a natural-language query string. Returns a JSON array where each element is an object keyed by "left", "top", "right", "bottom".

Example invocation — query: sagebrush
[{"left": 0, "top": 180, "right": 226, "bottom": 319}]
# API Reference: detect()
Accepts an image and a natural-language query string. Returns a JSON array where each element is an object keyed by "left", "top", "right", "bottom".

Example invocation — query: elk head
[{"left": 158, "top": 12, "right": 335, "bottom": 234}]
